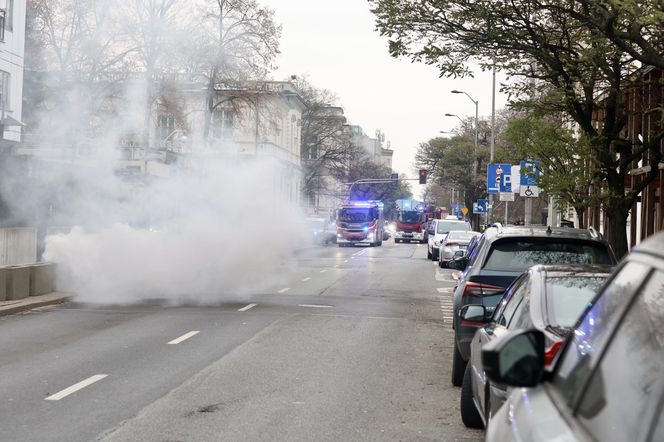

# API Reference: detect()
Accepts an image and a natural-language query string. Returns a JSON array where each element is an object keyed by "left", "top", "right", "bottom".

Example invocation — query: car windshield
[
  {"left": 398, "top": 211, "right": 420, "bottom": 223},
  {"left": 446, "top": 231, "right": 477, "bottom": 241},
  {"left": 546, "top": 275, "right": 610, "bottom": 327},
  {"left": 338, "top": 208, "right": 375, "bottom": 223},
  {"left": 483, "top": 240, "right": 614, "bottom": 271},
  {"left": 436, "top": 221, "right": 470, "bottom": 234}
]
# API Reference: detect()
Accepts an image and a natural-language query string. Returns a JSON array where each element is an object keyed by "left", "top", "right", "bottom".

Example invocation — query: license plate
[{"left": 459, "top": 245, "right": 467, "bottom": 250}]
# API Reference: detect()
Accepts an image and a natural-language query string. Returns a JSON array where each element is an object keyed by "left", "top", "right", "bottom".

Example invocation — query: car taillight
[
  {"left": 544, "top": 340, "right": 563, "bottom": 367},
  {"left": 462, "top": 281, "right": 505, "bottom": 297}
]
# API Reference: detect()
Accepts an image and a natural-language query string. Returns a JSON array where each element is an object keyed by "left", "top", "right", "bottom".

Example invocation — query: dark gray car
[{"left": 449, "top": 224, "right": 616, "bottom": 386}]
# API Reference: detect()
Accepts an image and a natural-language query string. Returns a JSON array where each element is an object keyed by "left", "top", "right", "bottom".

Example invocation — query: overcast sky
[{"left": 262, "top": 0, "right": 510, "bottom": 179}]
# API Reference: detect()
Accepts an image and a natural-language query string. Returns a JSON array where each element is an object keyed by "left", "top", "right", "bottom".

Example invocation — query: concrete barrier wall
[
  {"left": 0, "top": 228, "right": 37, "bottom": 266},
  {"left": 0, "top": 262, "right": 57, "bottom": 302}
]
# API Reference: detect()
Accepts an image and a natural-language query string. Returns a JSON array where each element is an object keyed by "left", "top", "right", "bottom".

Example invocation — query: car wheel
[
  {"left": 432, "top": 249, "right": 439, "bottom": 261},
  {"left": 460, "top": 363, "right": 484, "bottom": 429},
  {"left": 451, "top": 344, "right": 466, "bottom": 387},
  {"left": 427, "top": 247, "right": 432, "bottom": 259},
  {"left": 438, "top": 259, "right": 444, "bottom": 268},
  {"left": 395, "top": 238, "right": 400, "bottom": 243}
]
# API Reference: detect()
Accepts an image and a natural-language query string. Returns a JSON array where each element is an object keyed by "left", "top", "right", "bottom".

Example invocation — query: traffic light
[
  {"left": 419, "top": 169, "right": 428, "bottom": 184},
  {"left": 391, "top": 173, "right": 399, "bottom": 188}
]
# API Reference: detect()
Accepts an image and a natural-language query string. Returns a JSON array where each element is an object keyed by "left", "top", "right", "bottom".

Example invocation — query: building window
[
  {"left": 0, "top": 9, "right": 5, "bottom": 41},
  {"left": 157, "top": 115, "right": 175, "bottom": 141},
  {"left": 7, "top": 0, "right": 12, "bottom": 32},
  {"left": 212, "top": 109, "right": 233, "bottom": 139},
  {"left": 0, "top": 70, "right": 10, "bottom": 112}
]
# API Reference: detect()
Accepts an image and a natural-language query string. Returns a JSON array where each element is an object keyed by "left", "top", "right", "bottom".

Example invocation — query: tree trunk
[
  {"left": 606, "top": 206, "right": 629, "bottom": 259},
  {"left": 574, "top": 205, "right": 585, "bottom": 228}
]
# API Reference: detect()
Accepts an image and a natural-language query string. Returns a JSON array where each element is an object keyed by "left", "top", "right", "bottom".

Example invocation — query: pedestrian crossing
[{"left": 438, "top": 287, "right": 454, "bottom": 327}]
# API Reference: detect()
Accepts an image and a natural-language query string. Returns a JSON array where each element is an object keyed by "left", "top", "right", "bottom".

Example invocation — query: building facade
[{"left": 0, "top": 0, "right": 25, "bottom": 145}]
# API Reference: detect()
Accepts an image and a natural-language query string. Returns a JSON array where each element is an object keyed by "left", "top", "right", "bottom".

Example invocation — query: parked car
[
  {"left": 458, "top": 264, "right": 612, "bottom": 428},
  {"left": 449, "top": 224, "right": 616, "bottom": 386},
  {"left": 427, "top": 218, "right": 472, "bottom": 261},
  {"left": 306, "top": 217, "right": 337, "bottom": 245},
  {"left": 439, "top": 230, "right": 480, "bottom": 268},
  {"left": 482, "top": 231, "right": 664, "bottom": 442}
]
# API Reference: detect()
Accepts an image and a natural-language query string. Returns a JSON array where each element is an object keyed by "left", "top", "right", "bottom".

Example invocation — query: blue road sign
[
  {"left": 474, "top": 199, "right": 487, "bottom": 213},
  {"left": 487, "top": 163, "right": 511, "bottom": 194},
  {"left": 452, "top": 203, "right": 462, "bottom": 217},
  {"left": 520, "top": 160, "right": 541, "bottom": 186},
  {"left": 500, "top": 173, "right": 512, "bottom": 192}
]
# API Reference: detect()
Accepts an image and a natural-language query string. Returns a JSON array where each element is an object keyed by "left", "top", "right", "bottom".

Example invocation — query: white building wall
[{"left": 0, "top": 0, "right": 25, "bottom": 142}]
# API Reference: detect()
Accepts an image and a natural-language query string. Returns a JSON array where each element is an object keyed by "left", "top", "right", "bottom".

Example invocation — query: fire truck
[
  {"left": 394, "top": 199, "right": 427, "bottom": 243},
  {"left": 336, "top": 201, "right": 384, "bottom": 247}
]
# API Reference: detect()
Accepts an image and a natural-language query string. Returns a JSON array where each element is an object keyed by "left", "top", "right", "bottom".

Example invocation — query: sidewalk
[{"left": 0, "top": 292, "right": 71, "bottom": 317}]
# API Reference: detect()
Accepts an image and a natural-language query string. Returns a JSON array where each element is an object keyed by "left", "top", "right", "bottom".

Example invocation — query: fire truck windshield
[
  {"left": 398, "top": 211, "right": 420, "bottom": 223},
  {"left": 338, "top": 208, "right": 376, "bottom": 223}
]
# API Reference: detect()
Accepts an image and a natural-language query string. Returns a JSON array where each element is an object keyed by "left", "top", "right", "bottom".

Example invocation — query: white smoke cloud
[{"left": 43, "top": 157, "right": 307, "bottom": 304}]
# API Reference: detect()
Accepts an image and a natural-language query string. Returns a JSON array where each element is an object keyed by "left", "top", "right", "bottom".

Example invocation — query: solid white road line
[
  {"left": 167, "top": 331, "right": 200, "bottom": 345},
  {"left": 45, "top": 374, "right": 108, "bottom": 401},
  {"left": 278, "top": 287, "right": 290, "bottom": 294},
  {"left": 238, "top": 303, "right": 257, "bottom": 312},
  {"left": 302, "top": 277, "right": 312, "bottom": 282},
  {"left": 298, "top": 304, "right": 334, "bottom": 309}
]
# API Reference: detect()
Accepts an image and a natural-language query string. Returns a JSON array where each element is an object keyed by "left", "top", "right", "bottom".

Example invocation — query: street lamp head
[
  {"left": 451, "top": 90, "right": 463, "bottom": 94},
  {"left": 444, "top": 113, "right": 456, "bottom": 117}
]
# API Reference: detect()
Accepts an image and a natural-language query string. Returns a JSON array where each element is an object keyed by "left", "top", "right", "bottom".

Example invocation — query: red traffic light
[{"left": 419, "top": 169, "right": 428, "bottom": 184}]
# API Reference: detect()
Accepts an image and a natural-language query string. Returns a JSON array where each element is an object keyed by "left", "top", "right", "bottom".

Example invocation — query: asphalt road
[{"left": 0, "top": 240, "right": 482, "bottom": 442}]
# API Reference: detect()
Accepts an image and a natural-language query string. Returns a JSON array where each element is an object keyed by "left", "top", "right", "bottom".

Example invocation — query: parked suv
[
  {"left": 449, "top": 224, "right": 616, "bottom": 386},
  {"left": 483, "top": 231, "right": 664, "bottom": 442}
]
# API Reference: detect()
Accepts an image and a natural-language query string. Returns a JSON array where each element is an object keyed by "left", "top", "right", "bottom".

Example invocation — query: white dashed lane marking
[
  {"left": 238, "top": 303, "right": 257, "bottom": 312},
  {"left": 302, "top": 277, "right": 312, "bottom": 282},
  {"left": 167, "top": 331, "right": 200, "bottom": 345},
  {"left": 45, "top": 375, "right": 108, "bottom": 401},
  {"left": 278, "top": 287, "right": 290, "bottom": 294}
]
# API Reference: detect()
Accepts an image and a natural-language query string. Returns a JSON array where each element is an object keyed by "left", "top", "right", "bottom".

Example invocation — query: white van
[{"left": 427, "top": 219, "right": 471, "bottom": 260}]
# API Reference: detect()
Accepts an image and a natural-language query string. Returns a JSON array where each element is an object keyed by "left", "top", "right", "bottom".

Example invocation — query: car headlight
[{"left": 434, "top": 241, "right": 440, "bottom": 246}]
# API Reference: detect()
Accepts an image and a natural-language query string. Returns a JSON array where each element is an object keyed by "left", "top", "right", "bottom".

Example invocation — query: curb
[{"left": 0, "top": 292, "right": 71, "bottom": 317}]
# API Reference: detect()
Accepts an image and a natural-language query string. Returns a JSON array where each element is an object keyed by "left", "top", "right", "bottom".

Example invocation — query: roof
[
  {"left": 528, "top": 264, "right": 615, "bottom": 275},
  {"left": 633, "top": 231, "right": 664, "bottom": 257},
  {"left": 484, "top": 225, "right": 604, "bottom": 241}
]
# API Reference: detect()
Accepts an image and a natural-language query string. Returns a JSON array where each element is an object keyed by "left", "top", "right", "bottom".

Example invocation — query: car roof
[
  {"left": 528, "top": 264, "right": 615, "bottom": 275},
  {"left": 483, "top": 225, "right": 605, "bottom": 241},
  {"left": 633, "top": 231, "right": 664, "bottom": 258}
]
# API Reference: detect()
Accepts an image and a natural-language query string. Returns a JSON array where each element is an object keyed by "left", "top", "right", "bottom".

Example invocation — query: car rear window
[
  {"left": 436, "top": 221, "right": 470, "bottom": 234},
  {"left": 483, "top": 240, "right": 614, "bottom": 271},
  {"left": 446, "top": 231, "right": 477, "bottom": 241},
  {"left": 546, "top": 275, "right": 609, "bottom": 327}
]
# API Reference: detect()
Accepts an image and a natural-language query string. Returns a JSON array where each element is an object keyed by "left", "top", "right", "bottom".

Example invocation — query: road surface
[{"left": 0, "top": 240, "right": 482, "bottom": 442}]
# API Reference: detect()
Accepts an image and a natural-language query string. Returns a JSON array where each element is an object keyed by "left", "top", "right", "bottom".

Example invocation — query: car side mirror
[
  {"left": 459, "top": 304, "right": 490, "bottom": 323},
  {"left": 482, "top": 329, "right": 546, "bottom": 388},
  {"left": 449, "top": 255, "right": 468, "bottom": 270}
]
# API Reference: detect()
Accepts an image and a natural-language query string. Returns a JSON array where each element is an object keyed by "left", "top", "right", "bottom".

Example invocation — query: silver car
[
  {"left": 482, "top": 230, "right": 664, "bottom": 442},
  {"left": 438, "top": 230, "right": 479, "bottom": 268}
]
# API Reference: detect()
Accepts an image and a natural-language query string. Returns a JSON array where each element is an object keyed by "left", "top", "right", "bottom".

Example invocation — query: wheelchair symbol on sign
[{"left": 524, "top": 186, "right": 534, "bottom": 197}]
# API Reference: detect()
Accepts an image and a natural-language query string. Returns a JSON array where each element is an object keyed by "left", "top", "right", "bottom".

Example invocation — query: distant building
[
  {"left": 301, "top": 105, "right": 349, "bottom": 216},
  {"left": 0, "top": 0, "right": 25, "bottom": 146},
  {"left": 348, "top": 125, "right": 393, "bottom": 170}
]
